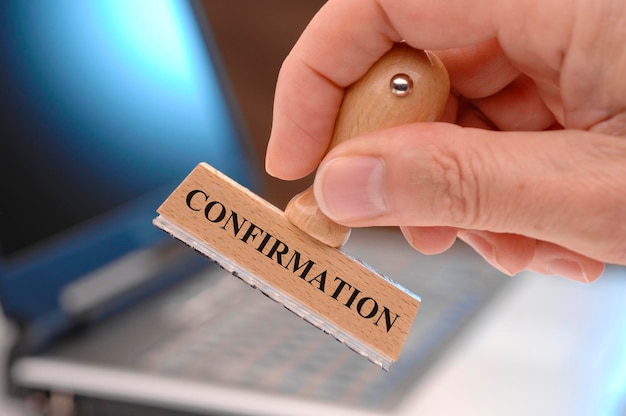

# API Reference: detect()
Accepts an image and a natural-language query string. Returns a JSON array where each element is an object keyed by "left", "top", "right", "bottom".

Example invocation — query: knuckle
[
  {"left": 588, "top": 143, "right": 626, "bottom": 264},
  {"left": 606, "top": 190, "right": 626, "bottom": 265},
  {"left": 428, "top": 143, "right": 485, "bottom": 228}
]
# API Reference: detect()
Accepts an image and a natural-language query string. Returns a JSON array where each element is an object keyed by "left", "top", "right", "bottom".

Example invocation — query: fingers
[
  {"left": 402, "top": 226, "right": 605, "bottom": 282},
  {"left": 266, "top": 62, "right": 345, "bottom": 179},
  {"left": 470, "top": 75, "right": 556, "bottom": 131},
  {"left": 457, "top": 231, "right": 604, "bottom": 282},
  {"left": 266, "top": 0, "right": 401, "bottom": 179},
  {"left": 400, "top": 226, "right": 458, "bottom": 254},
  {"left": 457, "top": 230, "right": 535, "bottom": 276},
  {"left": 434, "top": 39, "right": 520, "bottom": 99},
  {"left": 313, "top": 123, "right": 626, "bottom": 266},
  {"left": 457, "top": 230, "right": 604, "bottom": 282},
  {"left": 451, "top": 74, "right": 557, "bottom": 132},
  {"left": 267, "top": 0, "right": 577, "bottom": 179},
  {"left": 527, "top": 240, "right": 605, "bottom": 283}
]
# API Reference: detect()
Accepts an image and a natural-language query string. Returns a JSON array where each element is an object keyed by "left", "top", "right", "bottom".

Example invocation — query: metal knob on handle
[{"left": 285, "top": 43, "right": 450, "bottom": 247}]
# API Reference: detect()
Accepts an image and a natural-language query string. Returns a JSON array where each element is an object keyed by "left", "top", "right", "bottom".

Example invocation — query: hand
[{"left": 265, "top": 0, "right": 626, "bottom": 283}]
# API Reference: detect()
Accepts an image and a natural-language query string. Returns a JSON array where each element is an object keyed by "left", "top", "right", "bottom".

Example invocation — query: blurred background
[
  {"left": 0, "top": 1, "right": 326, "bottom": 414},
  {"left": 202, "top": 0, "right": 326, "bottom": 207},
  {"left": 1, "top": 1, "right": 626, "bottom": 416}
]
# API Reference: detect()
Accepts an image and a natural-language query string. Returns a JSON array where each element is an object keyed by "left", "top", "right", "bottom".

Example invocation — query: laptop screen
[{"left": 0, "top": 1, "right": 256, "bottom": 324}]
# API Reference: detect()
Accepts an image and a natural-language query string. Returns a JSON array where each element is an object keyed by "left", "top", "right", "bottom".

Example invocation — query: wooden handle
[{"left": 285, "top": 43, "right": 450, "bottom": 247}]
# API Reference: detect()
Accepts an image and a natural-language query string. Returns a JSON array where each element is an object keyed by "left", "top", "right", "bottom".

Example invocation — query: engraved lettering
[
  {"left": 240, "top": 223, "right": 264, "bottom": 244},
  {"left": 266, "top": 239, "right": 289, "bottom": 265},
  {"left": 307, "top": 270, "right": 326, "bottom": 292},
  {"left": 221, "top": 210, "right": 248, "bottom": 237},
  {"left": 204, "top": 201, "right": 226, "bottom": 223},
  {"left": 255, "top": 232, "right": 273, "bottom": 254},
  {"left": 186, "top": 190, "right": 208, "bottom": 211},
  {"left": 375, "top": 307, "right": 401, "bottom": 333},
  {"left": 183, "top": 189, "right": 402, "bottom": 334},
  {"left": 331, "top": 277, "right": 351, "bottom": 299},
  {"left": 284, "top": 251, "right": 316, "bottom": 280},
  {"left": 356, "top": 297, "right": 378, "bottom": 319},
  {"left": 344, "top": 287, "right": 361, "bottom": 309}
]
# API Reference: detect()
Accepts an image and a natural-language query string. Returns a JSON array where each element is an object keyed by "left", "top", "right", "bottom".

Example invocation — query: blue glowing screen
[
  {"left": 0, "top": 0, "right": 252, "bottom": 257},
  {"left": 0, "top": 0, "right": 255, "bottom": 322}
]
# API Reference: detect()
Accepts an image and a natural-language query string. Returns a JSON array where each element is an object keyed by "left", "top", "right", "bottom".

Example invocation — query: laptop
[{"left": 2, "top": 1, "right": 626, "bottom": 415}]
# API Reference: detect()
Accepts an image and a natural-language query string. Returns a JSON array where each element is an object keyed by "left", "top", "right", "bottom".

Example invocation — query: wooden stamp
[{"left": 154, "top": 44, "right": 449, "bottom": 370}]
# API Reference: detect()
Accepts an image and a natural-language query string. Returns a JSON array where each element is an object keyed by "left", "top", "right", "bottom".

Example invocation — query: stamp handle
[{"left": 285, "top": 43, "right": 450, "bottom": 247}]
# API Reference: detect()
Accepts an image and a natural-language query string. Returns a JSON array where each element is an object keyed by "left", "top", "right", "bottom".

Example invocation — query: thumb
[{"left": 313, "top": 123, "right": 626, "bottom": 266}]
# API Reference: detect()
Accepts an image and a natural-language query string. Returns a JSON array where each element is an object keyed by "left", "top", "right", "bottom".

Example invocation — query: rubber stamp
[{"left": 154, "top": 44, "right": 450, "bottom": 370}]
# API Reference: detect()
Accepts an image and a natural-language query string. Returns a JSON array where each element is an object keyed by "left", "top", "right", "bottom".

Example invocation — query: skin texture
[{"left": 266, "top": 0, "right": 626, "bottom": 283}]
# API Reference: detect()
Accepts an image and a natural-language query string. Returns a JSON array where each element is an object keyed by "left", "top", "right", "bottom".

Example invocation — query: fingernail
[
  {"left": 547, "top": 259, "right": 589, "bottom": 283},
  {"left": 400, "top": 226, "right": 416, "bottom": 247},
  {"left": 314, "top": 156, "right": 387, "bottom": 222},
  {"left": 464, "top": 233, "right": 514, "bottom": 276}
]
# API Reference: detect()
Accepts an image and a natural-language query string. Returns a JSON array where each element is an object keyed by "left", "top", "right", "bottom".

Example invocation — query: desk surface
[
  {"left": 0, "top": 319, "right": 29, "bottom": 416},
  {"left": 4, "top": 269, "right": 626, "bottom": 416}
]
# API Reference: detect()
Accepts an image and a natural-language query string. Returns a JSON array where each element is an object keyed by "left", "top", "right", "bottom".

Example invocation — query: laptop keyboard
[{"left": 139, "top": 228, "right": 508, "bottom": 410}]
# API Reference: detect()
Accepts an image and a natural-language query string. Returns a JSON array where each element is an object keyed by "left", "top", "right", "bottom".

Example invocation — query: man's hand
[{"left": 266, "top": 0, "right": 626, "bottom": 282}]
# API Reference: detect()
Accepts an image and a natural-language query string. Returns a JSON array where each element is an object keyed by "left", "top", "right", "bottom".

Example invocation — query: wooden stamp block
[
  {"left": 155, "top": 162, "right": 419, "bottom": 369},
  {"left": 154, "top": 44, "right": 449, "bottom": 370}
]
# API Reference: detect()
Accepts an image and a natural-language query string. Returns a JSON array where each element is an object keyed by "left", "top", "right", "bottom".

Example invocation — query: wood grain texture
[
  {"left": 284, "top": 44, "right": 450, "bottom": 247},
  {"left": 157, "top": 163, "right": 421, "bottom": 364}
]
